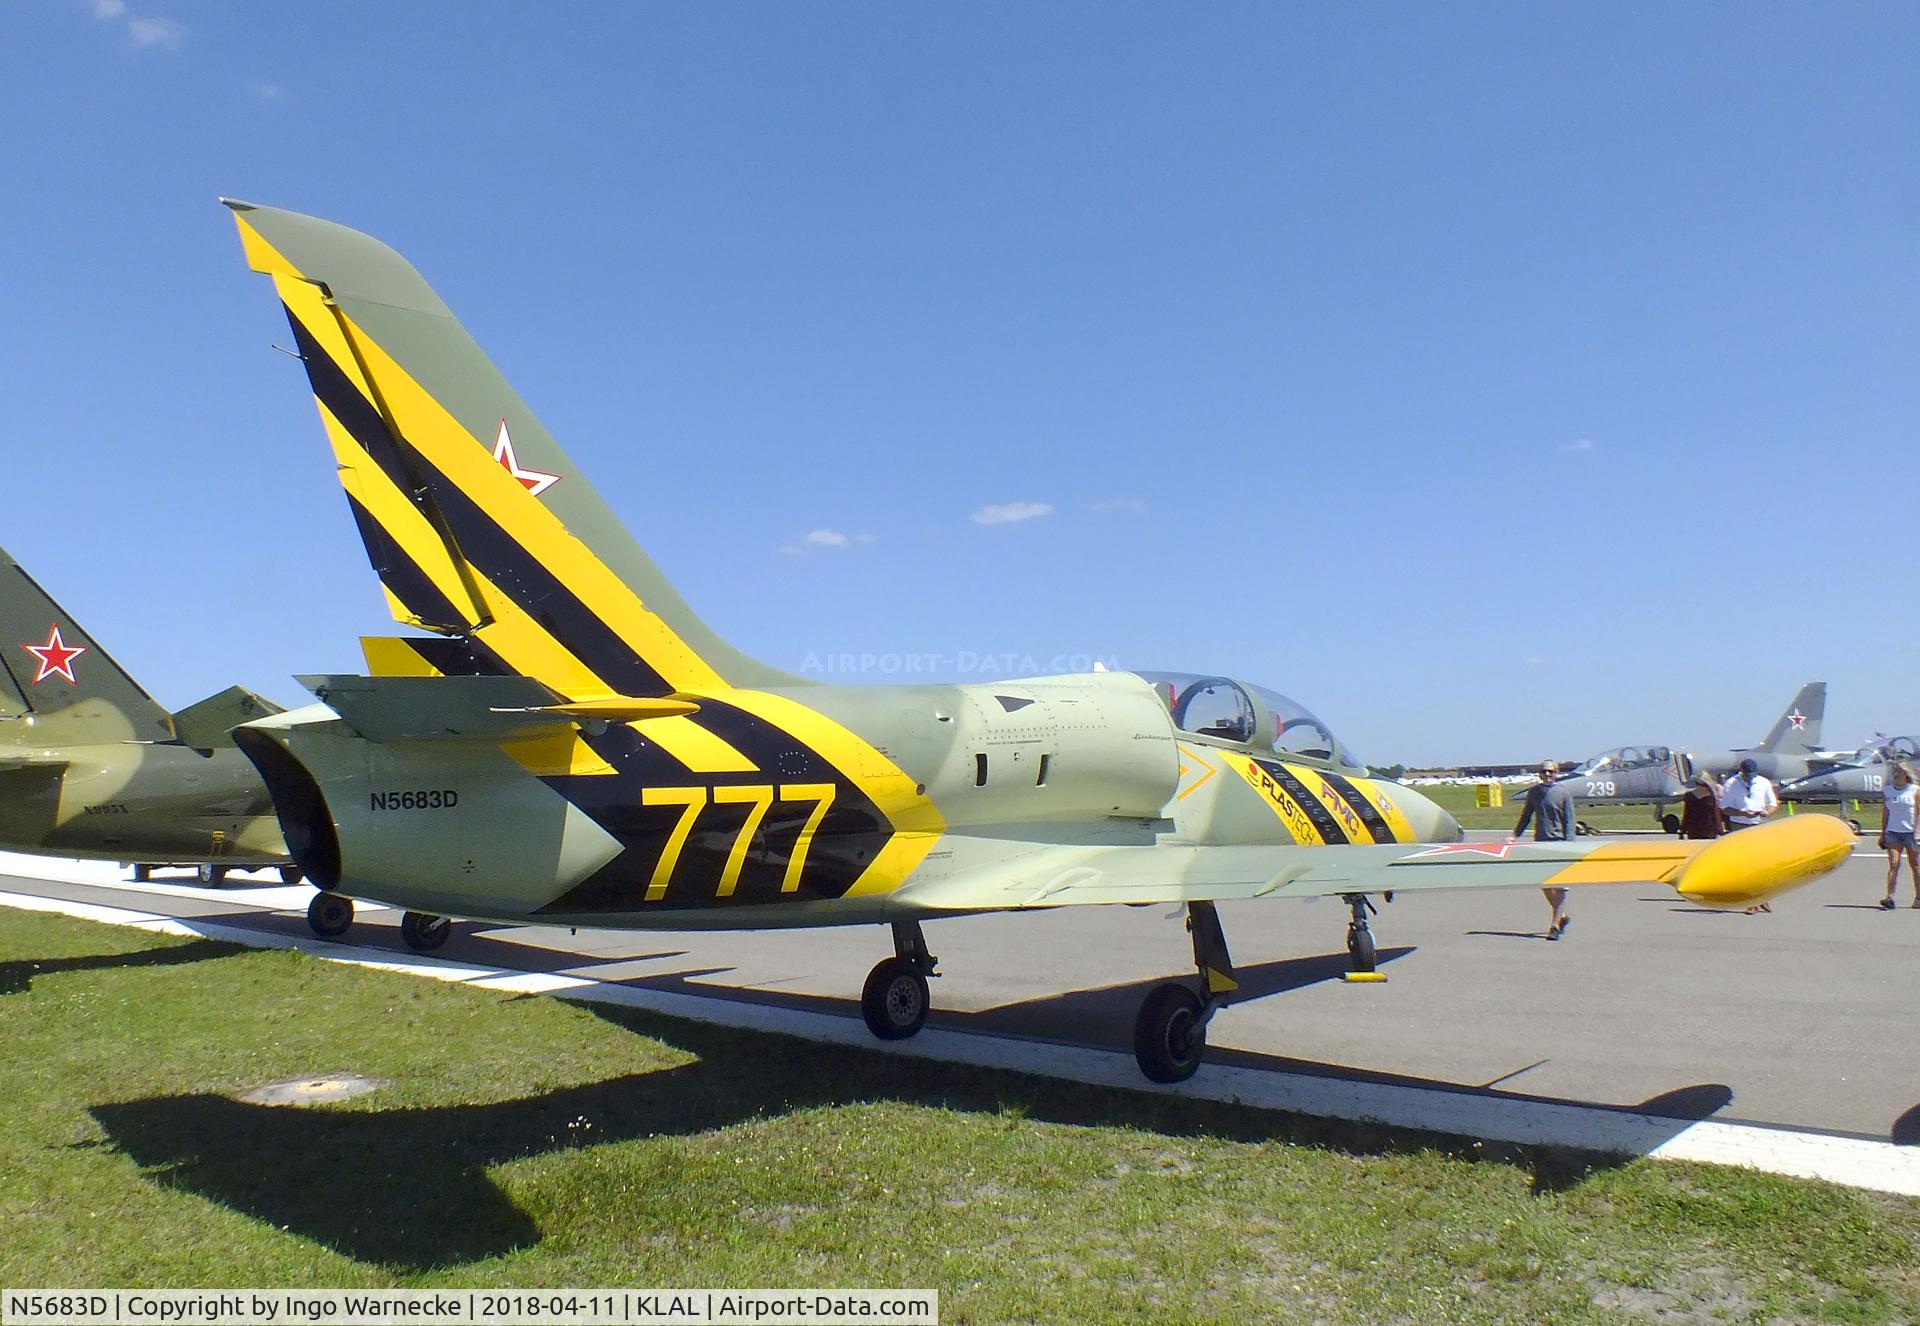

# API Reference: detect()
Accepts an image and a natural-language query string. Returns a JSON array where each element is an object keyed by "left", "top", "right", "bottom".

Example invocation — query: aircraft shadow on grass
[
  {"left": 0, "top": 938, "right": 236, "bottom": 996},
  {"left": 86, "top": 948, "right": 1735, "bottom": 1271}
]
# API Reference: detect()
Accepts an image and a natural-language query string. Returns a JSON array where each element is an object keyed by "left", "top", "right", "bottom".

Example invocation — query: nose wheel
[
  {"left": 860, "top": 921, "right": 938, "bottom": 1040},
  {"left": 1344, "top": 893, "right": 1378, "bottom": 973}
]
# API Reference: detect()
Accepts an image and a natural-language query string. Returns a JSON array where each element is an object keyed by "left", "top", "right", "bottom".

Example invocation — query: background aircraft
[
  {"left": 0, "top": 545, "right": 296, "bottom": 883},
  {"left": 223, "top": 200, "right": 1852, "bottom": 1083},
  {"left": 1780, "top": 735, "right": 1920, "bottom": 826},
  {"left": 1561, "top": 682, "right": 1842, "bottom": 833}
]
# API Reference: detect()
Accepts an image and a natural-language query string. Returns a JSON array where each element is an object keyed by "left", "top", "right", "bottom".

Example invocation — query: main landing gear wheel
[
  {"left": 131, "top": 864, "right": 151, "bottom": 882},
  {"left": 400, "top": 911, "right": 452, "bottom": 952},
  {"left": 278, "top": 865, "right": 304, "bottom": 886},
  {"left": 861, "top": 957, "right": 930, "bottom": 1040},
  {"left": 197, "top": 862, "right": 227, "bottom": 886},
  {"left": 1661, "top": 813, "right": 1681, "bottom": 836},
  {"left": 307, "top": 891, "right": 353, "bottom": 938},
  {"left": 1134, "top": 981, "right": 1205, "bottom": 1083},
  {"left": 1575, "top": 820, "right": 1598, "bottom": 836},
  {"left": 1344, "top": 893, "right": 1379, "bottom": 973},
  {"left": 861, "top": 920, "right": 939, "bottom": 1040}
]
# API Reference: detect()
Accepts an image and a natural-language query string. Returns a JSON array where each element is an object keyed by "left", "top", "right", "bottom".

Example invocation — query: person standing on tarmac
[
  {"left": 1719, "top": 756, "right": 1781, "bottom": 913},
  {"left": 1511, "top": 761, "right": 1577, "bottom": 940},
  {"left": 1678, "top": 772, "right": 1723, "bottom": 839},
  {"left": 1878, "top": 761, "right": 1920, "bottom": 910}
]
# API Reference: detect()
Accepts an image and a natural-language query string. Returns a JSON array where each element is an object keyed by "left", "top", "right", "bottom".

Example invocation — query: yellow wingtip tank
[{"left": 1674, "top": 814, "right": 1855, "bottom": 910}]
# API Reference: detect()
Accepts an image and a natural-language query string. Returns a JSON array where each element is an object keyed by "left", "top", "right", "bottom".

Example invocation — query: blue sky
[{"left": 2, "top": 2, "right": 1914, "bottom": 765}]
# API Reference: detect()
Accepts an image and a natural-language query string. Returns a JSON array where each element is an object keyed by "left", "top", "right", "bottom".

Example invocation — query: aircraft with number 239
[{"left": 220, "top": 199, "right": 1855, "bottom": 1083}]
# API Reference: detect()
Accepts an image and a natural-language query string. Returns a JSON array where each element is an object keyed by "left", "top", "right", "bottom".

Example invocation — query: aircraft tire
[
  {"left": 1847, "top": 817, "right": 1864, "bottom": 834},
  {"left": 197, "top": 862, "right": 226, "bottom": 886},
  {"left": 400, "top": 911, "right": 452, "bottom": 952},
  {"left": 861, "top": 957, "right": 929, "bottom": 1040},
  {"left": 1661, "top": 813, "right": 1681, "bottom": 835},
  {"left": 279, "top": 865, "right": 305, "bottom": 886},
  {"left": 1346, "top": 925, "right": 1377, "bottom": 974},
  {"left": 131, "top": 864, "right": 150, "bottom": 882},
  {"left": 1134, "top": 982, "right": 1205, "bottom": 1083},
  {"left": 307, "top": 890, "right": 353, "bottom": 938}
]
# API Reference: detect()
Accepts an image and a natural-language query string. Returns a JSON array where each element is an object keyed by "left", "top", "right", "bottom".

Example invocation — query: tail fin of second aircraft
[
  {"left": 1754, "top": 681, "right": 1825, "bottom": 755},
  {"left": 0, "top": 547, "right": 174, "bottom": 743},
  {"left": 225, "top": 199, "right": 797, "bottom": 703}
]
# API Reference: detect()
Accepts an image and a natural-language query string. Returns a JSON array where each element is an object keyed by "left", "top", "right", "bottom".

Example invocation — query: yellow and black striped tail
[{"left": 226, "top": 199, "right": 797, "bottom": 702}]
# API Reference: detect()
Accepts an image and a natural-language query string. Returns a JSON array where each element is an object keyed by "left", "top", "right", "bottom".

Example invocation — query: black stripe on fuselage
[
  {"left": 1319, "top": 771, "right": 1395, "bottom": 843},
  {"left": 1255, "top": 759, "right": 1350, "bottom": 844}
]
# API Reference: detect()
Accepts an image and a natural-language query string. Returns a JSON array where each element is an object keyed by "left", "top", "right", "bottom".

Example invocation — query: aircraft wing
[{"left": 897, "top": 816, "right": 1851, "bottom": 914}]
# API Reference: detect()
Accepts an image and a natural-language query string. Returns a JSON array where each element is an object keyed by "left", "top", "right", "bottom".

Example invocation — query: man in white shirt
[
  {"left": 1878, "top": 761, "right": 1919, "bottom": 910},
  {"left": 1719, "top": 758, "right": 1779, "bottom": 831}
]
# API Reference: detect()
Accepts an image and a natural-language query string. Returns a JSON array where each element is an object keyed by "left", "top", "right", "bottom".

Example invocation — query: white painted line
[{"left": 4, "top": 885, "right": 1918, "bottom": 1198}]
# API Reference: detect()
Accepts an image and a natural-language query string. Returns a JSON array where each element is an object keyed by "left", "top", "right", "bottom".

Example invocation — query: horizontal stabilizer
[
  {"left": 169, "top": 685, "right": 286, "bottom": 751},
  {"left": 298, "top": 673, "right": 576, "bottom": 742}
]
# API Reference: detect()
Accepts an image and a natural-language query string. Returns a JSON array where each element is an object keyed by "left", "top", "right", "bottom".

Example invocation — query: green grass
[{"left": 4, "top": 909, "right": 1918, "bottom": 1323}]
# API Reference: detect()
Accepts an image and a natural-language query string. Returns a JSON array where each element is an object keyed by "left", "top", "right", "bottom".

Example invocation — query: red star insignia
[
  {"left": 21, "top": 624, "right": 85, "bottom": 686},
  {"left": 1406, "top": 840, "right": 1518, "bottom": 860},
  {"left": 1788, "top": 709, "right": 1807, "bottom": 730},
  {"left": 491, "top": 419, "right": 561, "bottom": 497}
]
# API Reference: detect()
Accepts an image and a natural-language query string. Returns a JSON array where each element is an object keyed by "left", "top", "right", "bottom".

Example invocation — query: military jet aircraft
[
  {"left": 1781, "top": 735, "right": 1920, "bottom": 826},
  {"left": 223, "top": 200, "right": 1853, "bottom": 1082},
  {"left": 1562, "top": 682, "right": 1840, "bottom": 833},
  {"left": 0, "top": 545, "right": 297, "bottom": 883}
]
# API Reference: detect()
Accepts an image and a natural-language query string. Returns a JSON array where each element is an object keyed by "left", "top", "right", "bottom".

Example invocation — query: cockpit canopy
[
  {"left": 1853, "top": 735, "right": 1920, "bottom": 765},
  {"left": 1136, "top": 672, "right": 1364, "bottom": 769},
  {"left": 1570, "top": 745, "right": 1674, "bottom": 775}
]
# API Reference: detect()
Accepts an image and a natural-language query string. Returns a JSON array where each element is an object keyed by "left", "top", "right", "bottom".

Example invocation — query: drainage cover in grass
[{"left": 240, "top": 1074, "right": 385, "bottom": 1107}]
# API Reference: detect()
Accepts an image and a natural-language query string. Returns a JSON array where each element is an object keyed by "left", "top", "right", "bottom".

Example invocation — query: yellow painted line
[
  {"left": 1223, "top": 752, "right": 1324, "bottom": 845},
  {"left": 1174, "top": 743, "right": 1220, "bottom": 802},
  {"left": 1284, "top": 763, "right": 1378, "bottom": 844}
]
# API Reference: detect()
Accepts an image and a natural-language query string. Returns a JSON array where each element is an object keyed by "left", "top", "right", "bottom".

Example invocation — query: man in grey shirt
[{"left": 1512, "top": 761, "right": 1577, "bottom": 939}]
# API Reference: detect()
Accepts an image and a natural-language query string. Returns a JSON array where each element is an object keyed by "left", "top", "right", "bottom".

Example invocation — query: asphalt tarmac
[{"left": 4, "top": 835, "right": 1916, "bottom": 1143}]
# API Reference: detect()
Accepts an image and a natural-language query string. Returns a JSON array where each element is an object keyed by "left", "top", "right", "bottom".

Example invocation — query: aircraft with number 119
[{"left": 221, "top": 200, "right": 1854, "bottom": 1083}]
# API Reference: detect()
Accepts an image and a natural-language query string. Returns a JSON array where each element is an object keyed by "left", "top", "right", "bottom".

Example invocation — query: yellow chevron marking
[
  {"left": 711, "top": 688, "right": 945, "bottom": 897},
  {"left": 1224, "top": 753, "right": 1324, "bottom": 845},
  {"left": 329, "top": 310, "right": 726, "bottom": 693},
  {"left": 1174, "top": 743, "right": 1220, "bottom": 802}
]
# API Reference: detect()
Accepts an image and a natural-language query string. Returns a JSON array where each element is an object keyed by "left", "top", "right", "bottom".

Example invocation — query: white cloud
[
  {"left": 971, "top": 501, "right": 1054, "bottom": 526},
  {"left": 250, "top": 80, "right": 285, "bottom": 102},
  {"left": 126, "top": 15, "right": 187, "bottom": 48},
  {"left": 1525, "top": 656, "right": 1549, "bottom": 668},
  {"left": 804, "top": 529, "right": 850, "bottom": 548},
  {"left": 1090, "top": 498, "right": 1148, "bottom": 514},
  {"left": 781, "top": 527, "right": 875, "bottom": 555},
  {"left": 1562, "top": 437, "right": 1596, "bottom": 454},
  {"left": 90, "top": 0, "right": 127, "bottom": 18}
]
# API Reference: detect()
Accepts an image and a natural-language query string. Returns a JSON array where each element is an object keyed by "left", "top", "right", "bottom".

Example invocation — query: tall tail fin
[
  {"left": 1754, "top": 681, "right": 1825, "bottom": 754},
  {"left": 0, "top": 547, "right": 173, "bottom": 742},
  {"left": 224, "top": 199, "right": 796, "bottom": 702}
]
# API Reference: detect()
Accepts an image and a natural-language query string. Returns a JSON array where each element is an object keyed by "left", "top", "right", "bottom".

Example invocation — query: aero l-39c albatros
[
  {"left": 221, "top": 199, "right": 1854, "bottom": 1083},
  {"left": 1562, "top": 682, "right": 1846, "bottom": 833},
  {"left": 0, "top": 545, "right": 297, "bottom": 882}
]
